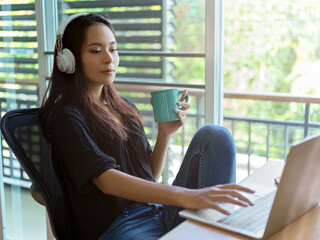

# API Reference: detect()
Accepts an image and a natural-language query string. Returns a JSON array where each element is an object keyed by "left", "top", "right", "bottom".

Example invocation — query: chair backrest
[{"left": 0, "top": 108, "right": 75, "bottom": 239}]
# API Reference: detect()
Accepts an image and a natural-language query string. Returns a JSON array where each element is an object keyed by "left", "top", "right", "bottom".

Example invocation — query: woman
[{"left": 40, "top": 13, "right": 254, "bottom": 240}]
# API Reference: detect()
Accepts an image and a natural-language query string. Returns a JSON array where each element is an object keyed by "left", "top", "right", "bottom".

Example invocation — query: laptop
[{"left": 179, "top": 134, "right": 320, "bottom": 239}]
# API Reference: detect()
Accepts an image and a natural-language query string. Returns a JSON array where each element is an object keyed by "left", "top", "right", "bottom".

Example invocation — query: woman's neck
[{"left": 87, "top": 84, "right": 104, "bottom": 102}]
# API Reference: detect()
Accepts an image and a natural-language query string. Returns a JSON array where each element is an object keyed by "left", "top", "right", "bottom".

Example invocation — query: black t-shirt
[{"left": 49, "top": 103, "right": 155, "bottom": 240}]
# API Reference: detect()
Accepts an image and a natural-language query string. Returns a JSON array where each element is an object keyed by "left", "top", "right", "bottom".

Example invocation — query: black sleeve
[{"left": 50, "top": 106, "right": 119, "bottom": 194}]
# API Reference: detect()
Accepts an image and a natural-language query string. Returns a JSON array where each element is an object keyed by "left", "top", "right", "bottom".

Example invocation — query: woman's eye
[
  {"left": 111, "top": 49, "right": 118, "bottom": 53},
  {"left": 90, "top": 50, "right": 101, "bottom": 54}
]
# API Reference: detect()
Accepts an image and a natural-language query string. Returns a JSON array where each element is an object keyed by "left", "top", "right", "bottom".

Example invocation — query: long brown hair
[{"left": 40, "top": 13, "right": 143, "bottom": 141}]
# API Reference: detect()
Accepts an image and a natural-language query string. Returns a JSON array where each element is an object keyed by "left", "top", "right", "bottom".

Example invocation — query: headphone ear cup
[{"left": 56, "top": 48, "right": 76, "bottom": 74}]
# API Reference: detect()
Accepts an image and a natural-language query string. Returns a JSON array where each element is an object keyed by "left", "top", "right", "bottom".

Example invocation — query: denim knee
[
  {"left": 195, "top": 124, "right": 236, "bottom": 182},
  {"left": 195, "top": 124, "right": 235, "bottom": 151}
]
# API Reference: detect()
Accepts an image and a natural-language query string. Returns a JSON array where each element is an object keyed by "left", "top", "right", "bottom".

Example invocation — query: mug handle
[{"left": 177, "top": 90, "right": 189, "bottom": 110}]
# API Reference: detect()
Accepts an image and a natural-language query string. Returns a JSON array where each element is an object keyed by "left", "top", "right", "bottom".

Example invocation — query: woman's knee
[
  {"left": 197, "top": 125, "right": 236, "bottom": 183},
  {"left": 195, "top": 124, "right": 235, "bottom": 148}
]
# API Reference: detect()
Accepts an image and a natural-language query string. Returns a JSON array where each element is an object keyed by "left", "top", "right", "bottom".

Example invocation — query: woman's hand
[
  {"left": 179, "top": 184, "right": 255, "bottom": 215},
  {"left": 149, "top": 90, "right": 190, "bottom": 180},
  {"left": 94, "top": 169, "right": 255, "bottom": 216},
  {"left": 157, "top": 89, "right": 191, "bottom": 136}
]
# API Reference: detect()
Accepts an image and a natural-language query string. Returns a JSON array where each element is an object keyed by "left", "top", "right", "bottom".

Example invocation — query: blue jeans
[{"left": 98, "top": 124, "right": 236, "bottom": 240}]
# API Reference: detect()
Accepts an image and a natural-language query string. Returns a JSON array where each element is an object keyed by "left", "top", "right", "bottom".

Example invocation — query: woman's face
[{"left": 81, "top": 23, "right": 119, "bottom": 96}]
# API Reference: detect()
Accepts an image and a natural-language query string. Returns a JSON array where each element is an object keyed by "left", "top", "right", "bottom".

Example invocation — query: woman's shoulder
[{"left": 52, "top": 104, "right": 85, "bottom": 124}]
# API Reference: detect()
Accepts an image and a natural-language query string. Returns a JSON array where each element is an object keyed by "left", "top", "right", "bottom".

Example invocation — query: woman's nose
[{"left": 103, "top": 51, "right": 113, "bottom": 63}]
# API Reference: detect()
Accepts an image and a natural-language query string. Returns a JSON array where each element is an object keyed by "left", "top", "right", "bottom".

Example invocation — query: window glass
[{"left": 224, "top": 0, "right": 320, "bottom": 178}]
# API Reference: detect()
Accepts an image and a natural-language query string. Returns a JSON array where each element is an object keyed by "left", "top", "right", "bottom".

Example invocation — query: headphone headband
[{"left": 56, "top": 13, "right": 89, "bottom": 40}]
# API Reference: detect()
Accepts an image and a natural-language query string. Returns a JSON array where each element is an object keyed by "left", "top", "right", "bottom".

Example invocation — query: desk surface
[
  {"left": 161, "top": 160, "right": 320, "bottom": 240},
  {"left": 161, "top": 206, "right": 320, "bottom": 239}
]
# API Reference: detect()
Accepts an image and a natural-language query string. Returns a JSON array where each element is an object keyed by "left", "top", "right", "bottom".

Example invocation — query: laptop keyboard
[{"left": 217, "top": 190, "right": 276, "bottom": 234}]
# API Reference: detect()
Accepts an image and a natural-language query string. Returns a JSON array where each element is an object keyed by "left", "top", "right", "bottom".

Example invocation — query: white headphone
[{"left": 56, "top": 13, "right": 88, "bottom": 74}]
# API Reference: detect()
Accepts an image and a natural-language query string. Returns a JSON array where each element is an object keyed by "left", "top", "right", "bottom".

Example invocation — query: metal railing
[{"left": 224, "top": 91, "right": 320, "bottom": 175}]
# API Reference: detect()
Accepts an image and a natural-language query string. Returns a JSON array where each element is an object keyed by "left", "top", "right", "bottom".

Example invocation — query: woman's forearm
[
  {"left": 93, "top": 168, "right": 187, "bottom": 206},
  {"left": 93, "top": 168, "right": 255, "bottom": 214},
  {"left": 150, "top": 130, "right": 171, "bottom": 181}
]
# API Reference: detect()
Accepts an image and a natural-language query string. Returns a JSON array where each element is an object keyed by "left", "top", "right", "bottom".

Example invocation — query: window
[{"left": 224, "top": 0, "right": 320, "bottom": 178}]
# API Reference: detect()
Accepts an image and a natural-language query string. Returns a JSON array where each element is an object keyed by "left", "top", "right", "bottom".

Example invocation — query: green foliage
[
  {"left": 221, "top": 0, "right": 320, "bottom": 159},
  {"left": 224, "top": 0, "right": 320, "bottom": 95}
]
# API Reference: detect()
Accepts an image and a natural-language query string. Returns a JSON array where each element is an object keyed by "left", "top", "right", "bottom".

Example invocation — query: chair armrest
[{"left": 30, "top": 184, "right": 45, "bottom": 206}]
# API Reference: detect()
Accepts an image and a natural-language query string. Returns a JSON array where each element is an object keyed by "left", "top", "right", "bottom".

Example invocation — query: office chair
[{"left": 0, "top": 108, "right": 75, "bottom": 239}]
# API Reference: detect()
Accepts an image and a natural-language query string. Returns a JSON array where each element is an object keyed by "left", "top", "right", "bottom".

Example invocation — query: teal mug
[{"left": 151, "top": 89, "right": 189, "bottom": 122}]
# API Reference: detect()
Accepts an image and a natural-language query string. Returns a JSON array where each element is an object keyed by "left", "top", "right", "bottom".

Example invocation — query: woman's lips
[{"left": 101, "top": 69, "right": 114, "bottom": 74}]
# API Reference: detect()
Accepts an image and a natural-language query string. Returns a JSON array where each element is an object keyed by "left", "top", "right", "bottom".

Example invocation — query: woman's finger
[
  {"left": 178, "top": 101, "right": 191, "bottom": 110},
  {"left": 217, "top": 184, "right": 255, "bottom": 194},
  {"left": 207, "top": 203, "right": 231, "bottom": 215},
  {"left": 179, "top": 89, "right": 188, "bottom": 101},
  {"left": 175, "top": 110, "right": 187, "bottom": 120},
  {"left": 178, "top": 112, "right": 186, "bottom": 123},
  {"left": 215, "top": 190, "right": 254, "bottom": 206},
  {"left": 212, "top": 195, "right": 250, "bottom": 207}
]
